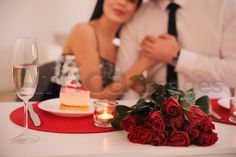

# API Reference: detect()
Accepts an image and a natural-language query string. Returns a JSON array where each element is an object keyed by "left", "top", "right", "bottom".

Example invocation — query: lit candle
[
  {"left": 96, "top": 108, "right": 114, "bottom": 125},
  {"left": 98, "top": 108, "right": 114, "bottom": 119},
  {"left": 93, "top": 100, "right": 117, "bottom": 127}
]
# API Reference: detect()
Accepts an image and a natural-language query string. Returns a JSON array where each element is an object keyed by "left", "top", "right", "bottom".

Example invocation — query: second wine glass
[{"left": 12, "top": 37, "right": 39, "bottom": 144}]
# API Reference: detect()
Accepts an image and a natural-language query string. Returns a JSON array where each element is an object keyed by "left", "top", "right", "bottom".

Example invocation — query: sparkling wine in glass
[{"left": 12, "top": 37, "right": 39, "bottom": 144}]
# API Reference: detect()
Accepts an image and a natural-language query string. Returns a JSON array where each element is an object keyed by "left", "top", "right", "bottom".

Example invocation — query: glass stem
[{"left": 23, "top": 99, "right": 29, "bottom": 135}]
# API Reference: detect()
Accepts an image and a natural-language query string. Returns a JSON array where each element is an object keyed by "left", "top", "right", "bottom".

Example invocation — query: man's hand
[{"left": 140, "top": 33, "right": 180, "bottom": 64}]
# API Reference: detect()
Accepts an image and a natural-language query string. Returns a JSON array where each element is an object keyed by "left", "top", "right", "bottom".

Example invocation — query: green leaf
[
  {"left": 130, "top": 75, "right": 151, "bottom": 85},
  {"left": 131, "top": 99, "right": 146, "bottom": 109},
  {"left": 129, "top": 98, "right": 153, "bottom": 113},
  {"left": 195, "top": 96, "right": 211, "bottom": 115},
  {"left": 111, "top": 112, "right": 128, "bottom": 129},
  {"left": 180, "top": 100, "right": 191, "bottom": 111},
  {"left": 184, "top": 89, "right": 196, "bottom": 105},
  {"left": 116, "top": 105, "right": 131, "bottom": 113},
  {"left": 132, "top": 104, "right": 150, "bottom": 113},
  {"left": 167, "top": 89, "right": 182, "bottom": 96},
  {"left": 111, "top": 105, "right": 132, "bottom": 129}
]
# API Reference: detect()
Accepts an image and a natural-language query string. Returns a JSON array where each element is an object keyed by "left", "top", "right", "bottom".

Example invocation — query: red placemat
[
  {"left": 211, "top": 99, "right": 236, "bottom": 125},
  {"left": 10, "top": 103, "right": 117, "bottom": 133}
]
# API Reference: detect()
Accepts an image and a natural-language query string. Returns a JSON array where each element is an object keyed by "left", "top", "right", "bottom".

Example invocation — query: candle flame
[
  {"left": 104, "top": 108, "right": 108, "bottom": 114},
  {"left": 97, "top": 108, "right": 114, "bottom": 119},
  {"left": 234, "top": 111, "right": 236, "bottom": 116}
]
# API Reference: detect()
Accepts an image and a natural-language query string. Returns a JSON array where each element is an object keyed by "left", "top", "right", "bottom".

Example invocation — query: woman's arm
[
  {"left": 65, "top": 24, "right": 104, "bottom": 91},
  {"left": 65, "top": 24, "right": 154, "bottom": 100},
  {"left": 91, "top": 56, "right": 154, "bottom": 100}
]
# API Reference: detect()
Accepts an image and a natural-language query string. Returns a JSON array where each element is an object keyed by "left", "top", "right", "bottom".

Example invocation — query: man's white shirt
[{"left": 116, "top": 0, "right": 236, "bottom": 99}]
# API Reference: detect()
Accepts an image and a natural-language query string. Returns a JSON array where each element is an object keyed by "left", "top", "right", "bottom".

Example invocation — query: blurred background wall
[{"left": 0, "top": 0, "right": 96, "bottom": 98}]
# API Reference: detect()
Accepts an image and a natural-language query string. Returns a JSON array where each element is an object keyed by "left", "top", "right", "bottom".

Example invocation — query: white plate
[
  {"left": 38, "top": 98, "right": 137, "bottom": 118},
  {"left": 217, "top": 97, "right": 233, "bottom": 109},
  {"left": 38, "top": 98, "right": 95, "bottom": 118}
]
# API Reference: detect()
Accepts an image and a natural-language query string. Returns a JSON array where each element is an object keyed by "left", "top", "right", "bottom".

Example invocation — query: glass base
[
  {"left": 94, "top": 122, "right": 112, "bottom": 128},
  {"left": 229, "top": 116, "right": 236, "bottom": 124},
  {"left": 12, "top": 132, "right": 40, "bottom": 144}
]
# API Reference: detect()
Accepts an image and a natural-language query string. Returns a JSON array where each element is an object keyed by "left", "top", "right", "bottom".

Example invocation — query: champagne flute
[{"left": 12, "top": 37, "right": 39, "bottom": 144}]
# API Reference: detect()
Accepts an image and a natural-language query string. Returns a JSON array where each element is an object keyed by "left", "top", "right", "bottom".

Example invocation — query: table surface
[{"left": 1, "top": 102, "right": 236, "bottom": 157}]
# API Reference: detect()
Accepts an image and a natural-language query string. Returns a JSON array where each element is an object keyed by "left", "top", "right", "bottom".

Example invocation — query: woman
[{"left": 46, "top": 0, "right": 155, "bottom": 100}]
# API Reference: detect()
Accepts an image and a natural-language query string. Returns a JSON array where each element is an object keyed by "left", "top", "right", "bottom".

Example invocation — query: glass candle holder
[
  {"left": 229, "top": 97, "right": 236, "bottom": 123},
  {"left": 93, "top": 100, "right": 117, "bottom": 127}
]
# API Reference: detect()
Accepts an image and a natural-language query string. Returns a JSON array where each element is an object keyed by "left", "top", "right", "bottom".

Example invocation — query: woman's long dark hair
[
  {"left": 90, "top": 0, "right": 143, "bottom": 38},
  {"left": 90, "top": 0, "right": 104, "bottom": 21},
  {"left": 90, "top": 0, "right": 143, "bottom": 21}
]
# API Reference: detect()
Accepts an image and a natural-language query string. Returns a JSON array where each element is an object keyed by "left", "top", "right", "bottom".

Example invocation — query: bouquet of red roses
[{"left": 111, "top": 81, "right": 218, "bottom": 147}]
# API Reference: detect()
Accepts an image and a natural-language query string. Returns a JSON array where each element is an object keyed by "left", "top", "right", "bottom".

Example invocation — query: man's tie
[{"left": 166, "top": 3, "right": 180, "bottom": 86}]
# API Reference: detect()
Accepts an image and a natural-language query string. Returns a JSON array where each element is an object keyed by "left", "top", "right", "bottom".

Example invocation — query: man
[{"left": 117, "top": 0, "right": 236, "bottom": 98}]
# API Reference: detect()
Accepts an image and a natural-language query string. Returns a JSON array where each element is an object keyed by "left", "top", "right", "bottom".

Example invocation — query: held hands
[
  {"left": 140, "top": 34, "right": 180, "bottom": 64},
  {"left": 139, "top": 55, "right": 157, "bottom": 69}
]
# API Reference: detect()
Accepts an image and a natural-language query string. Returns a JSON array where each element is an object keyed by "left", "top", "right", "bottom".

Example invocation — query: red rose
[
  {"left": 150, "top": 132, "right": 167, "bottom": 146},
  {"left": 195, "top": 132, "right": 218, "bottom": 146},
  {"left": 127, "top": 127, "right": 153, "bottom": 144},
  {"left": 162, "top": 98, "right": 182, "bottom": 118},
  {"left": 185, "top": 106, "right": 208, "bottom": 125},
  {"left": 167, "top": 131, "right": 190, "bottom": 146},
  {"left": 120, "top": 113, "right": 139, "bottom": 132},
  {"left": 147, "top": 111, "right": 165, "bottom": 132},
  {"left": 202, "top": 119, "right": 215, "bottom": 132},
  {"left": 185, "top": 124, "right": 200, "bottom": 141},
  {"left": 169, "top": 115, "right": 184, "bottom": 129}
]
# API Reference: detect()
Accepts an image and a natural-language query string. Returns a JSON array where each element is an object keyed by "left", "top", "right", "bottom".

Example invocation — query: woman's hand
[{"left": 138, "top": 54, "right": 157, "bottom": 69}]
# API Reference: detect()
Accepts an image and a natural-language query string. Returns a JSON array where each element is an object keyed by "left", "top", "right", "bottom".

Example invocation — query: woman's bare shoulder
[
  {"left": 64, "top": 22, "right": 98, "bottom": 56},
  {"left": 66, "top": 23, "right": 97, "bottom": 50},
  {"left": 71, "top": 23, "right": 96, "bottom": 37}
]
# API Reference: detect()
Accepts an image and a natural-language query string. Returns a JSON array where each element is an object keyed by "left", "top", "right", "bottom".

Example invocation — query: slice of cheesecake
[{"left": 59, "top": 86, "right": 90, "bottom": 111}]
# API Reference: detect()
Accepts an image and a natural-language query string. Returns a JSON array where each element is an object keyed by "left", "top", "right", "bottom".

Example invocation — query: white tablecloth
[{"left": 1, "top": 102, "right": 236, "bottom": 157}]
